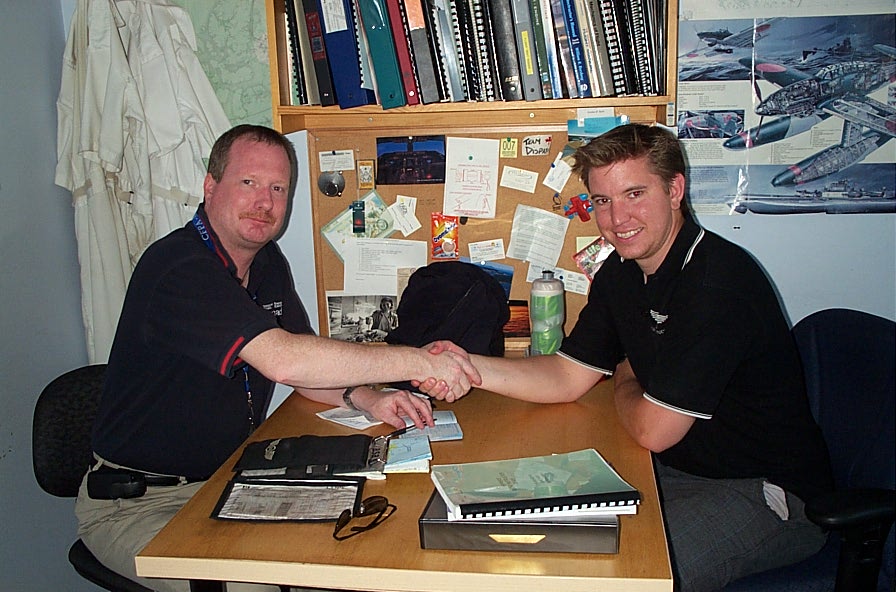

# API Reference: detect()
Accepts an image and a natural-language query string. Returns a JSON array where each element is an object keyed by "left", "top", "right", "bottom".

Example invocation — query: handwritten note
[
  {"left": 522, "top": 134, "right": 552, "bottom": 156},
  {"left": 443, "top": 137, "right": 499, "bottom": 218}
]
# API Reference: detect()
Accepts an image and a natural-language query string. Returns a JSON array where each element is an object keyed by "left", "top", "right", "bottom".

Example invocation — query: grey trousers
[{"left": 655, "top": 462, "right": 828, "bottom": 592}]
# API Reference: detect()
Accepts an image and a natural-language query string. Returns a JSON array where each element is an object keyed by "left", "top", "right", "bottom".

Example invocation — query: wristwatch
[{"left": 342, "top": 386, "right": 359, "bottom": 410}]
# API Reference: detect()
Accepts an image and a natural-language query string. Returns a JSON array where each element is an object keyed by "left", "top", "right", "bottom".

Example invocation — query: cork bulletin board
[{"left": 304, "top": 123, "right": 601, "bottom": 340}]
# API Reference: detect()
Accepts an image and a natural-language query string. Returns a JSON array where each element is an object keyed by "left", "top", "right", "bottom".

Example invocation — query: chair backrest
[
  {"left": 32, "top": 364, "right": 107, "bottom": 498},
  {"left": 792, "top": 309, "right": 895, "bottom": 493},
  {"left": 793, "top": 309, "right": 895, "bottom": 591}
]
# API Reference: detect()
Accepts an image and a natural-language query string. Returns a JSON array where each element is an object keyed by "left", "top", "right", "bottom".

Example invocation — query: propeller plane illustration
[
  {"left": 723, "top": 44, "right": 896, "bottom": 186},
  {"left": 682, "top": 18, "right": 780, "bottom": 57}
]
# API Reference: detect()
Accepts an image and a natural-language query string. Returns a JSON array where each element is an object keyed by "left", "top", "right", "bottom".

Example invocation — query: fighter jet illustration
[{"left": 723, "top": 44, "right": 896, "bottom": 186}]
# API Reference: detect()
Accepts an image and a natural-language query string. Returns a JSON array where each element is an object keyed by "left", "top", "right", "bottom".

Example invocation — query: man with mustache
[
  {"left": 422, "top": 124, "right": 832, "bottom": 591},
  {"left": 76, "top": 125, "right": 480, "bottom": 592}
]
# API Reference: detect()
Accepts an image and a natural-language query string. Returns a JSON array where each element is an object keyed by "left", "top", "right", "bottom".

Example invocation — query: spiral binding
[
  {"left": 597, "top": 0, "right": 631, "bottom": 95},
  {"left": 469, "top": 0, "right": 498, "bottom": 101}
]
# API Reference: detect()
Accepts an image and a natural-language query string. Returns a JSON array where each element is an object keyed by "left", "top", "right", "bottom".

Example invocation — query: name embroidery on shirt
[{"left": 262, "top": 301, "right": 283, "bottom": 316}]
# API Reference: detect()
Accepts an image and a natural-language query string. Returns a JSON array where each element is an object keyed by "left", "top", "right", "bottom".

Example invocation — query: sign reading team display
[{"left": 430, "top": 448, "right": 640, "bottom": 521}]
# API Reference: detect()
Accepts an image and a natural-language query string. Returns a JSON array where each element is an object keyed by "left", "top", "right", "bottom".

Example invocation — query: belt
[
  {"left": 87, "top": 458, "right": 204, "bottom": 500},
  {"left": 143, "top": 474, "right": 189, "bottom": 487},
  {"left": 95, "top": 460, "right": 202, "bottom": 486}
]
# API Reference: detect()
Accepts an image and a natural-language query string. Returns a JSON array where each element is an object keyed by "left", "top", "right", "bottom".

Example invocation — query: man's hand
[
  {"left": 350, "top": 387, "right": 434, "bottom": 430},
  {"left": 413, "top": 340, "right": 480, "bottom": 402}
]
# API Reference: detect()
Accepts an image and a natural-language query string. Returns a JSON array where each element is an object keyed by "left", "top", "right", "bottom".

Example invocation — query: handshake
[{"left": 411, "top": 340, "right": 482, "bottom": 402}]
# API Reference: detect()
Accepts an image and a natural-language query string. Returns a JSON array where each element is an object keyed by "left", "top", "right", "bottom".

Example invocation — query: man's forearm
[
  {"left": 242, "top": 329, "right": 479, "bottom": 401},
  {"left": 612, "top": 358, "right": 695, "bottom": 452},
  {"left": 473, "top": 354, "right": 599, "bottom": 403},
  {"left": 613, "top": 363, "right": 645, "bottom": 431}
]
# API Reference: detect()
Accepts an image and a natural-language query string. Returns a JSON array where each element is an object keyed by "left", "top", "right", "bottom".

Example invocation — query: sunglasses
[{"left": 332, "top": 495, "right": 396, "bottom": 541}]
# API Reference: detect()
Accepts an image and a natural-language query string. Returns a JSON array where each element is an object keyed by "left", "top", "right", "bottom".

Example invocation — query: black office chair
[
  {"left": 723, "top": 308, "right": 895, "bottom": 592},
  {"left": 32, "top": 364, "right": 155, "bottom": 592}
]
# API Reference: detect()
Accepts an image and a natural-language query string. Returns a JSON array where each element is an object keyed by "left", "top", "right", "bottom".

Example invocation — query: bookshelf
[
  {"left": 263, "top": 0, "right": 679, "bottom": 338},
  {"left": 264, "top": 0, "right": 678, "bottom": 132}
]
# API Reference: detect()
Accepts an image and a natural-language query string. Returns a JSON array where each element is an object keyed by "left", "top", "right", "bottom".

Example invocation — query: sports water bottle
[{"left": 529, "top": 270, "right": 565, "bottom": 355}]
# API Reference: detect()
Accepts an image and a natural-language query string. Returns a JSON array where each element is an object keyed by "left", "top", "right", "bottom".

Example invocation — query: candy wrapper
[
  {"left": 431, "top": 213, "right": 459, "bottom": 259},
  {"left": 572, "top": 236, "right": 615, "bottom": 281}
]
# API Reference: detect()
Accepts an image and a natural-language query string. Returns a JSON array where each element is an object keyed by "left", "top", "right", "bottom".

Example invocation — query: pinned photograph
[
  {"left": 327, "top": 293, "right": 399, "bottom": 343},
  {"left": 375, "top": 135, "right": 446, "bottom": 185}
]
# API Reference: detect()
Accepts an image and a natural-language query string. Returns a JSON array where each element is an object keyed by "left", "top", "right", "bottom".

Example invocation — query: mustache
[{"left": 239, "top": 212, "right": 276, "bottom": 223}]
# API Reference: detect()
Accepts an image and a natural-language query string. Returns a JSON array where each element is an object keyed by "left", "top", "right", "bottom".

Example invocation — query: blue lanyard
[{"left": 192, "top": 212, "right": 257, "bottom": 434}]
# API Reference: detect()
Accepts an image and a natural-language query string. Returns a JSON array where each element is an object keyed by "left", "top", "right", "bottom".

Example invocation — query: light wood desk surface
[{"left": 137, "top": 381, "right": 672, "bottom": 591}]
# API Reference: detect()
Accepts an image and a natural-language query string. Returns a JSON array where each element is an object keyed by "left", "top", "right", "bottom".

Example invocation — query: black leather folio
[{"left": 234, "top": 434, "right": 377, "bottom": 476}]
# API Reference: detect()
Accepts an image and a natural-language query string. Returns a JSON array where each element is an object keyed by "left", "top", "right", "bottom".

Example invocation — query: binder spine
[
  {"left": 451, "top": 0, "right": 479, "bottom": 101},
  {"left": 558, "top": 0, "right": 591, "bottom": 98},
  {"left": 357, "top": 0, "right": 408, "bottom": 109},
  {"left": 527, "top": 0, "right": 553, "bottom": 99},
  {"left": 427, "top": 0, "right": 466, "bottom": 101},
  {"left": 322, "top": 0, "right": 378, "bottom": 109},
  {"left": 573, "top": 0, "right": 603, "bottom": 96},
  {"left": 283, "top": 0, "right": 308, "bottom": 105},
  {"left": 487, "top": 0, "right": 523, "bottom": 101},
  {"left": 510, "top": 0, "right": 543, "bottom": 100},
  {"left": 583, "top": 0, "right": 614, "bottom": 96},
  {"left": 625, "top": 0, "right": 654, "bottom": 95},
  {"left": 536, "top": 0, "right": 563, "bottom": 98},
  {"left": 403, "top": 0, "right": 445, "bottom": 103},
  {"left": 385, "top": 0, "right": 422, "bottom": 105},
  {"left": 469, "top": 0, "right": 499, "bottom": 101},
  {"left": 303, "top": 2, "right": 337, "bottom": 105},
  {"left": 548, "top": 0, "right": 578, "bottom": 98},
  {"left": 596, "top": 0, "right": 633, "bottom": 95}
]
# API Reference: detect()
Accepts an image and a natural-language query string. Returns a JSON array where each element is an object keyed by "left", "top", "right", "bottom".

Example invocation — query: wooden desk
[{"left": 136, "top": 382, "right": 672, "bottom": 591}]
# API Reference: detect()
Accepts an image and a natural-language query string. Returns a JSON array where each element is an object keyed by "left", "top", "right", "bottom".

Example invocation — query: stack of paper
[
  {"left": 315, "top": 406, "right": 382, "bottom": 430},
  {"left": 399, "top": 410, "right": 463, "bottom": 442},
  {"left": 384, "top": 434, "right": 432, "bottom": 473}
]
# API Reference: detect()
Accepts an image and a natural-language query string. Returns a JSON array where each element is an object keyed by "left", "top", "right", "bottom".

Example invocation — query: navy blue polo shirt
[
  {"left": 93, "top": 207, "right": 313, "bottom": 480},
  {"left": 560, "top": 218, "right": 832, "bottom": 501}
]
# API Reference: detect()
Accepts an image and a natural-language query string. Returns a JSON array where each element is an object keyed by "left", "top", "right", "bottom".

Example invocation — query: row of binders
[{"left": 282, "top": 0, "right": 667, "bottom": 110}]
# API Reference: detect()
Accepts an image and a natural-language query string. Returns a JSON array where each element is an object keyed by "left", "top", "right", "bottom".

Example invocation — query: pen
[
  {"left": 411, "top": 391, "right": 436, "bottom": 409},
  {"left": 388, "top": 425, "right": 414, "bottom": 439}
]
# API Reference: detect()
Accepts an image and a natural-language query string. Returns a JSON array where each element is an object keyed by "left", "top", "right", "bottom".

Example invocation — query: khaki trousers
[{"left": 75, "top": 472, "right": 281, "bottom": 592}]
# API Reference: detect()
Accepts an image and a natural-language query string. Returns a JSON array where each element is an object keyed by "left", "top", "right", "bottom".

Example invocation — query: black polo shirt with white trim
[
  {"left": 93, "top": 206, "right": 313, "bottom": 480},
  {"left": 560, "top": 217, "right": 831, "bottom": 501}
]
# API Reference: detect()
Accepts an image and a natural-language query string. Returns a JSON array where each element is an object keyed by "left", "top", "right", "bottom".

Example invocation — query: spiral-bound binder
[
  {"left": 402, "top": 0, "right": 445, "bottom": 103},
  {"left": 431, "top": 448, "right": 641, "bottom": 522},
  {"left": 596, "top": 0, "right": 637, "bottom": 95},
  {"left": 623, "top": 0, "right": 655, "bottom": 95},
  {"left": 451, "top": 0, "right": 479, "bottom": 101},
  {"left": 468, "top": 0, "right": 499, "bottom": 101}
]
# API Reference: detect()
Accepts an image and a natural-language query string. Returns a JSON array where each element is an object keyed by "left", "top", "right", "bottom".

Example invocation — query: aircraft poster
[{"left": 677, "top": 0, "right": 896, "bottom": 215}]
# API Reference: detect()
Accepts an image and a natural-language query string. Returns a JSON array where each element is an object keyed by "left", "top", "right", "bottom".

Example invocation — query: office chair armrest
[{"left": 806, "top": 488, "right": 896, "bottom": 530}]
